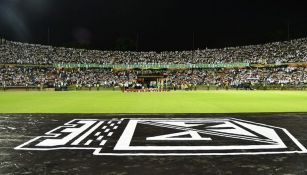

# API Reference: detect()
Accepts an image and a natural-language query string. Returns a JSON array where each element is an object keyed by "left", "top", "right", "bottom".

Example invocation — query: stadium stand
[
  {"left": 1, "top": 38, "right": 307, "bottom": 64},
  {"left": 0, "top": 38, "right": 307, "bottom": 91}
]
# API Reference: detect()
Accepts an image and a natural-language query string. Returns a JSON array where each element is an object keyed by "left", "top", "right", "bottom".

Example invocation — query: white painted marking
[
  {"left": 115, "top": 119, "right": 287, "bottom": 151},
  {"left": 147, "top": 131, "right": 211, "bottom": 141},
  {"left": 140, "top": 121, "right": 276, "bottom": 144},
  {"left": 158, "top": 121, "right": 204, "bottom": 127},
  {"left": 207, "top": 121, "right": 256, "bottom": 137},
  {"left": 114, "top": 120, "right": 137, "bottom": 151},
  {"left": 84, "top": 140, "right": 93, "bottom": 146},
  {"left": 36, "top": 120, "right": 96, "bottom": 147},
  {"left": 282, "top": 128, "right": 307, "bottom": 152},
  {"left": 72, "top": 121, "right": 104, "bottom": 145},
  {"left": 113, "top": 126, "right": 118, "bottom": 130},
  {"left": 107, "top": 121, "right": 112, "bottom": 124},
  {"left": 102, "top": 126, "right": 107, "bottom": 129},
  {"left": 110, "top": 123, "right": 115, "bottom": 127},
  {"left": 107, "top": 132, "right": 113, "bottom": 137},
  {"left": 14, "top": 118, "right": 307, "bottom": 156},
  {"left": 104, "top": 129, "right": 110, "bottom": 133},
  {"left": 97, "top": 136, "right": 104, "bottom": 141},
  {"left": 93, "top": 150, "right": 307, "bottom": 156},
  {"left": 234, "top": 121, "right": 286, "bottom": 147},
  {"left": 94, "top": 132, "right": 101, "bottom": 136},
  {"left": 100, "top": 140, "right": 107, "bottom": 146}
]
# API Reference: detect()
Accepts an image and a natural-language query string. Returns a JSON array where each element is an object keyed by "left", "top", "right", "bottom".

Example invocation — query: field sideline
[{"left": 0, "top": 91, "right": 306, "bottom": 113}]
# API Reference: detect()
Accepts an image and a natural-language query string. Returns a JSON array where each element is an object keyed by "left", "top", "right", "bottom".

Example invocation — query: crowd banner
[{"left": 53, "top": 63, "right": 250, "bottom": 69}]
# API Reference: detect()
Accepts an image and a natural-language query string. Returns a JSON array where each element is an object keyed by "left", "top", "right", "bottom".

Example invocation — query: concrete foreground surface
[{"left": 1, "top": 113, "right": 307, "bottom": 175}]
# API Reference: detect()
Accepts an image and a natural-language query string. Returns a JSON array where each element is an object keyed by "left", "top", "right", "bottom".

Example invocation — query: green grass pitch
[{"left": 0, "top": 91, "right": 306, "bottom": 113}]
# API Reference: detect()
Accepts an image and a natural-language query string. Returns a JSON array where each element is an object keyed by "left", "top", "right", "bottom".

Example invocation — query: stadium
[
  {"left": 1, "top": 0, "right": 307, "bottom": 174},
  {"left": 0, "top": 37, "right": 307, "bottom": 113}
]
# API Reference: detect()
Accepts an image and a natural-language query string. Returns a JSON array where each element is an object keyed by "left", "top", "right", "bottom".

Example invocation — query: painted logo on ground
[{"left": 15, "top": 118, "right": 307, "bottom": 155}]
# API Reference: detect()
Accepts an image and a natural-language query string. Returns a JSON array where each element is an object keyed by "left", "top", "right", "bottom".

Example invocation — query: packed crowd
[
  {"left": 1, "top": 38, "right": 307, "bottom": 90},
  {"left": 1, "top": 38, "right": 307, "bottom": 65},
  {"left": 1, "top": 66, "right": 306, "bottom": 88}
]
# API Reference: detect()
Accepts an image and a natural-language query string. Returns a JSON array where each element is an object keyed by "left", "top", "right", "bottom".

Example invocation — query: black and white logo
[{"left": 15, "top": 118, "right": 307, "bottom": 155}]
